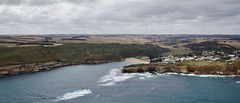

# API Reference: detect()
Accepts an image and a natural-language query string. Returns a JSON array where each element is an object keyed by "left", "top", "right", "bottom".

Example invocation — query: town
[{"left": 149, "top": 50, "right": 240, "bottom": 64}]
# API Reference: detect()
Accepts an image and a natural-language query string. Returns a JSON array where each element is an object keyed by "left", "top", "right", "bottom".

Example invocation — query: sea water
[{"left": 0, "top": 61, "right": 240, "bottom": 103}]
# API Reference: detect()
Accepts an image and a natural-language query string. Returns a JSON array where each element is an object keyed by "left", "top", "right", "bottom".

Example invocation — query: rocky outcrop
[
  {"left": 0, "top": 59, "right": 124, "bottom": 77},
  {"left": 0, "top": 61, "right": 71, "bottom": 76},
  {"left": 122, "top": 63, "right": 240, "bottom": 75}
]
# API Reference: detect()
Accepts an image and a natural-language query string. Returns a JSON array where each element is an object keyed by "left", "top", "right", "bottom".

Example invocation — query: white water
[
  {"left": 98, "top": 69, "right": 154, "bottom": 86},
  {"left": 178, "top": 73, "right": 237, "bottom": 78},
  {"left": 56, "top": 89, "right": 92, "bottom": 101},
  {"left": 98, "top": 68, "right": 239, "bottom": 86},
  {"left": 1, "top": 61, "right": 240, "bottom": 103},
  {"left": 152, "top": 72, "right": 237, "bottom": 78}
]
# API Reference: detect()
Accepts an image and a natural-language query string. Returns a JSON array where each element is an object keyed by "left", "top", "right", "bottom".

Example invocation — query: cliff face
[
  {"left": 0, "top": 59, "right": 124, "bottom": 77},
  {"left": 0, "top": 61, "right": 71, "bottom": 76},
  {"left": 122, "top": 63, "right": 240, "bottom": 75}
]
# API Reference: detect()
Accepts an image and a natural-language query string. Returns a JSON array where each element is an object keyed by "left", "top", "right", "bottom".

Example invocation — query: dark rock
[{"left": 137, "top": 68, "right": 144, "bottom": 73}]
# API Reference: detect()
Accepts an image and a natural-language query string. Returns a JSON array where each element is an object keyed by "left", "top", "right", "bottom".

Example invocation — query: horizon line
[{"left": 0, "top": 33, "right": 240, "bottom": 35}]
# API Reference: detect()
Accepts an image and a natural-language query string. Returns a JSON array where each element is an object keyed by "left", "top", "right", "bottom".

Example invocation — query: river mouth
[{"left": 0, "top": 61, "right": 240, "bottom": 103}]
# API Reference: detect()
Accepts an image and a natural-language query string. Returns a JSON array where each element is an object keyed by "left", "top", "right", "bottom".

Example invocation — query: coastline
[
  {"left": 123, "top": 58, "right": 240, "bottom": 76},
  {"left": 0, "top": 57, "right": 149, "bottom": 77},
  {"left": 2, "top": 57, "right": 240, "bottom": 78},
  {"left": 0, "top": 59, "right": 124, "bottom": 77},
  {"left": 158, "top": 72, "right": 239, "bottom": 78},
  {"left": 122, "top": 63, "right": 240, "bottom": 76}
]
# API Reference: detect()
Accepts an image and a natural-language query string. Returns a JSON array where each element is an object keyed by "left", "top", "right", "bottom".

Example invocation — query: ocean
[{"left": 0, "top": 61, "right": 240, "bottom": 103}]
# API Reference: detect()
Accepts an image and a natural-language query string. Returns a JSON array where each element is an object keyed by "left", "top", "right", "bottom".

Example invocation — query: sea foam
[
  {"left": 56, "top": 89, "right": 92, "bottom": 101},
  {"left": 98, "top": 68, "right": 238, "bottom": 86},
  {"left": 179, "top": 73, "right": 237, "bottom": 78},
  {"left": 161, "top": 72, "right": 237, "bottom": 78},
  {"left": 98, "top": 68, "right": 155, "bottom": 86}
]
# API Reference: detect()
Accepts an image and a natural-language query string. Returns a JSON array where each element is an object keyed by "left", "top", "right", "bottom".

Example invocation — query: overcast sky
[{"left": 0, "top": 0, "right": 240, "bottom": 34}]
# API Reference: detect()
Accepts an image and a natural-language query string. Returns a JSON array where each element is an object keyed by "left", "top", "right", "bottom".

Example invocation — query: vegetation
[
  {"left": 184, "top": 41, "right": 238, "bottom": 55},
  {"left": 150, "top": 58, "right": 162, "bottom": 63},
  {"left": 0, "top": 43, "right": 170, "bottom": 66},
  {"left": 164, "top": 42, "right": 177, "bottom": 45},
  {"left": 161, "top": 44, "right": 191, "bottom": 56}
]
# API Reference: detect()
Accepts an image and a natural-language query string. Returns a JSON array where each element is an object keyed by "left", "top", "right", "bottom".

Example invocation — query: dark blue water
[{"left": 0, "top": 61, "right": 240, "bottom": 103}]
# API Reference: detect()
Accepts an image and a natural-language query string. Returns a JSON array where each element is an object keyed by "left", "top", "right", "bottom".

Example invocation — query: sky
[{"left": 0, "top": 0, "right": 240, "bottom": 34}]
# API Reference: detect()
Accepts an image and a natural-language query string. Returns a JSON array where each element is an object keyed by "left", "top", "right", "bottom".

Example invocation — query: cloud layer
[{"left": 0, "top": 0, "right": 240, "bottom": 34}]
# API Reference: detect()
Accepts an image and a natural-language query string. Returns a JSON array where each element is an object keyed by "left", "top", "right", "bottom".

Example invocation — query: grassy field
[
  {"left": 174, "top": 60, "right": 227, "bottom": 66},
  {"left": 0, "top": 43, "right": 170, "bottom": 66},
  {"left": 154, "top": 43, "right": 192, "bottom": 56},
  {"left": 1, "top": 34, "right": 240, "bottom": 59},
  {"left": 184, "top": 41, "right": 238, "bottom": 55}
]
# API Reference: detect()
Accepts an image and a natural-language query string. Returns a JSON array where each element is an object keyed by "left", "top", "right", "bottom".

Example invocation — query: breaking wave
[
  {"left": 55, "top": 89, "right": 92, "bottom": 101},
  {"left": 98, "top": 69, "right": 154, "bottom": 86},
  {"left": 98, "top": 68, "right": 238, "bottom": 86},
  {"left": 161, "top": 72, "right": 237, "bottom": 78},
  {"left": 179, "top": 73, "right": 237, "bottom": 78}
]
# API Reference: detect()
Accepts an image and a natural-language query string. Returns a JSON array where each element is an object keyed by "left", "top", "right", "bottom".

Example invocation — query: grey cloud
[
  {"left": 0, "top": 0, "right": 25, "bottom": 5},
  {"left": 0, "top": 0, "right": 240, "bottom": 34},
  {"left": 64, "top": 0, "right": 99, "bottom": 4},
  {"left": 27, "top": 0, "right": 60, "bottom": 6}
]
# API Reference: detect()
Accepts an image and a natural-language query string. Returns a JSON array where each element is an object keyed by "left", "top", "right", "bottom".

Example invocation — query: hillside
[{"left": 0, "top": 43, "right": 170, "bottom": 66}]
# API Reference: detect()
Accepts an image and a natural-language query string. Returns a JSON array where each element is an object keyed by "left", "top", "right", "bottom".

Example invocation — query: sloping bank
[
  {"left": 0, "top": 60, "right": 123, "bottom": 77},
  {"left": 0, "top": 43, "right": 170, "bottom": 77},
  {"left": 122, "top": 63, "right": 240, "bottom": 75}
]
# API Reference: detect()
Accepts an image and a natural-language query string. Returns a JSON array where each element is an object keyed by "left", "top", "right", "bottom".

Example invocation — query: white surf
[
  {"left": 98, "top": 68, "right": 155, "bottom": 86},
  {"left": 56, "top": 89, "right": 92, "bottom": 101}
]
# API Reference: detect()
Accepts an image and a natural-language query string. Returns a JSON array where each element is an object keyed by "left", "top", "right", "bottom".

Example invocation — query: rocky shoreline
[
  {"left": 0, "top": 59, "right": 123, "bottom": 77},
  {"left": 122, "top": 63, "right": 240, "bottom": 76}
]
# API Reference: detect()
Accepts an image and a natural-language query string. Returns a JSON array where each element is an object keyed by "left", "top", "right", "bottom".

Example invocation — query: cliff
[
  {"left": 0, "top": 61, "right": 70, "bottom": 76},
  {"left": 122, "top": 62, "right": 240, "bottom": 75},
  {"left": 0, "top": 59, "right": 123, "bottom": 77}
]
